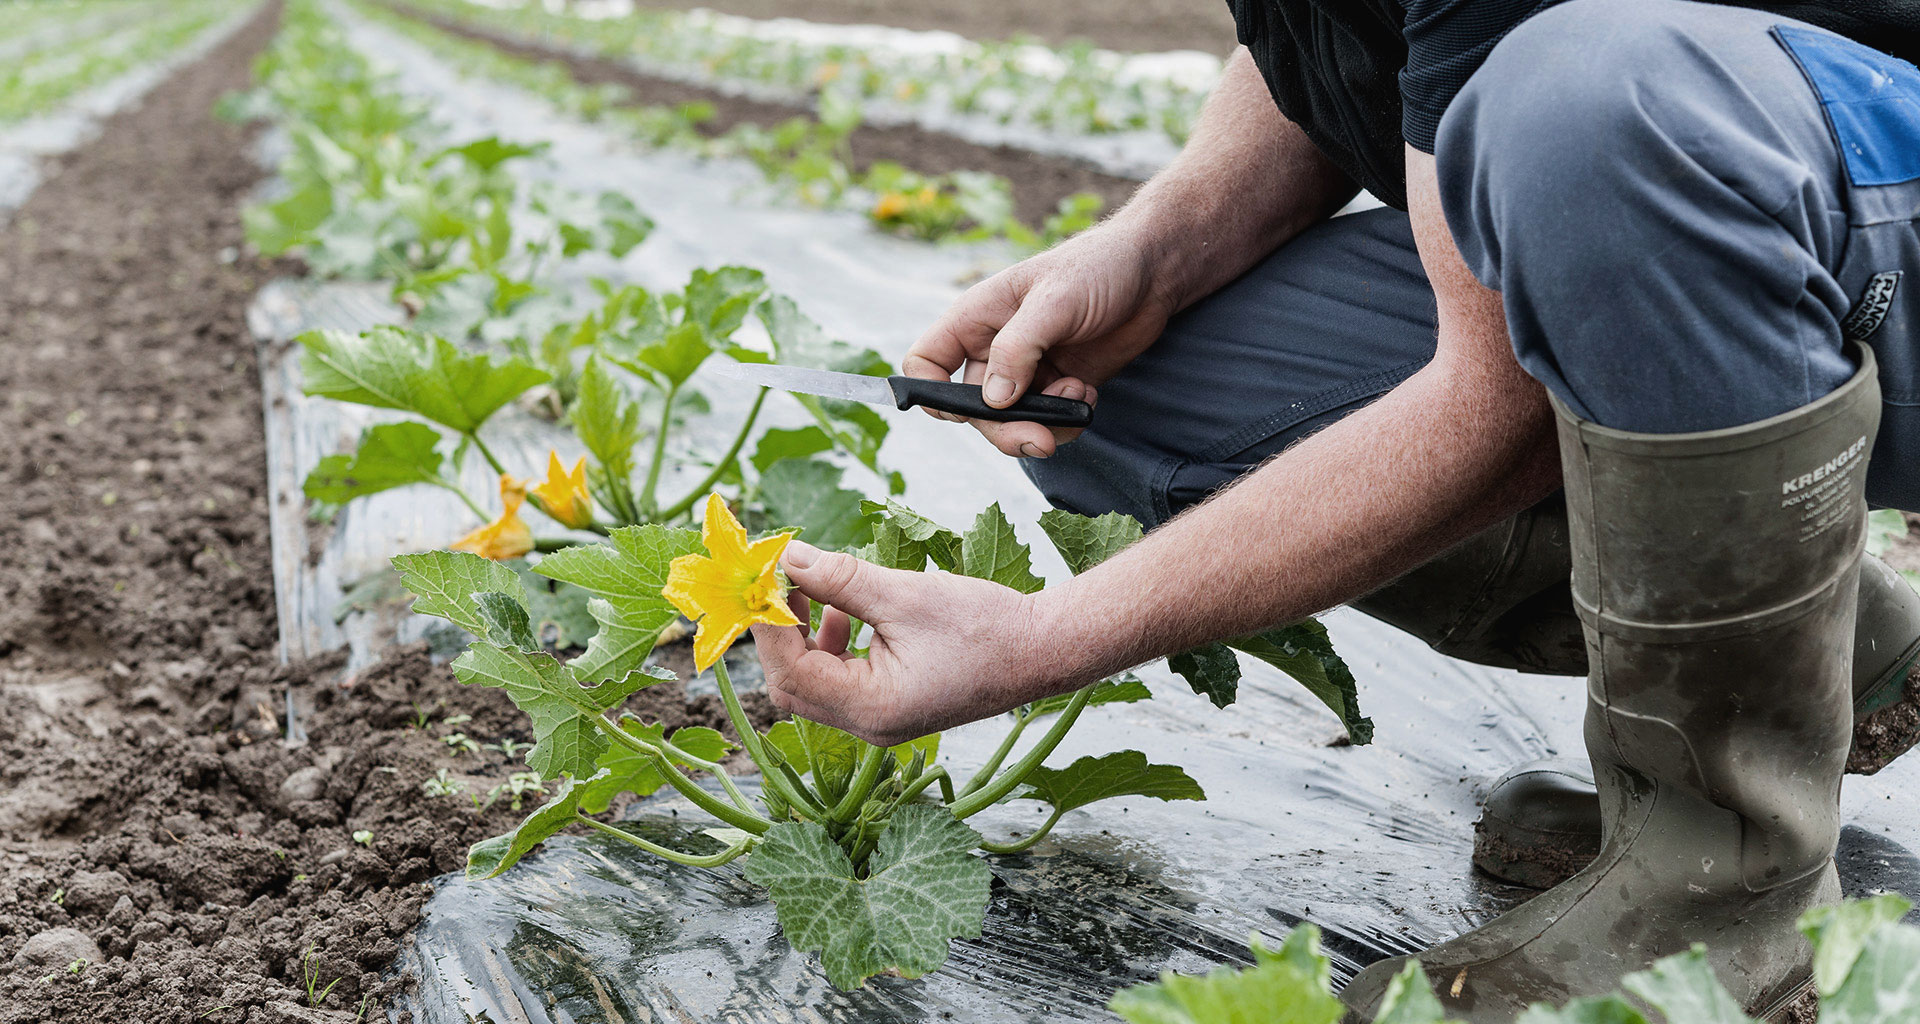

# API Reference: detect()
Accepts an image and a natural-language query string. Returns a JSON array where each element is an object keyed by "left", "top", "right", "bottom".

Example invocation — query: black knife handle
[{"left": 887, "top": 376, "right": 1093, "bottom": 428}]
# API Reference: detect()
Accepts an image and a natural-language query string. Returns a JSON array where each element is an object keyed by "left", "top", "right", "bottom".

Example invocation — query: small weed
[
  {"left": 442, "top": 732, "right": 482, "bottom": 757},
  {"left": 481, "top": 772, "right": 548, "bottom": 812},
  {"left": 422, "top": 768, "right": 467, "bottom": 798},
  {"left": 301, "top": 943, "right": 342, "bottom": 1008},
  {"left": 485, "top": 737, "right": 530, "bottom": 760},
  {"left": 352, "top": 829, "right": 374, "bottom": 846},
  {"left": 49, "top": 888, "right": 64, "bottom": 906}
]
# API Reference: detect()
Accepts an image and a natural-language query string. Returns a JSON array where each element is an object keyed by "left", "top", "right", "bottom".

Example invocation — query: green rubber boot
[{"left": 1340, "top": 347, "right": 1880, "bottom": 1023}]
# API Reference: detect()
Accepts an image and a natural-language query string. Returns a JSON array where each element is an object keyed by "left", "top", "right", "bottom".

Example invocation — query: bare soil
[
  {"left": 0, "top": 7, "right": 772, "bottom": 1022},
  {"left": 633, "top": 0, "right": 1241, "bottom": 56},
  {"left": 389, "top": 3, "right": 1145, "bottom": 227}
]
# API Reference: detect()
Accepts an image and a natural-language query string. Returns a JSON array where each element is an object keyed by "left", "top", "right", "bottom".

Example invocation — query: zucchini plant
[
  {"left": 393, "top": 495, "right": 1362, "bottom": 987},
  {"left": 1112, "top": 894, "right": 1920, "bottom": 1024}
]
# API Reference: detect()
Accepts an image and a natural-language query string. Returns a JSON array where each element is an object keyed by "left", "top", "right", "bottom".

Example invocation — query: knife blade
[{"left": 712, "top": 362, "right": 1093, "bottom": 428}]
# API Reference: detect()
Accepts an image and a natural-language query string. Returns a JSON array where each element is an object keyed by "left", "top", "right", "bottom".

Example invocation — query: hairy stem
[
  {"left": 713, "top": 658, "right": 819, "bottom": 818},
  {"left": 595, "top": 716, "right": 772, "bottom": 834},
  {"left": 636, "top": 381, "right": 679, "bottom": 516},
  {"left": 830, "top": 744, "right": 887, "bottom": 822},
  {"left": 575, "top": 813, "right": 753, "bottom": 867},
  {"left": 978, "top": 807, "right": 1065, "bottom": 855},
  {"left": 949, "top": 685, "right": 1093, "bottom": 820},
  {"left": 635, "top": 731, "right": 756, "bottom": 814},
  {"left": 657, "top": 386, "right": 767, "bottom": 523},
  {"left": 958, "top": 710, "right": 1033, "bottom": 798},
  {"left": 468, "top": 432, "right": 508, "bottom": 477}
]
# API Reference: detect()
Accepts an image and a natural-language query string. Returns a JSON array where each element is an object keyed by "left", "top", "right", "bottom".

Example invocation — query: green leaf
[
  {"left": 1801, "top": 894, "right": 1914, "bottom": 996},
  {"left": 302, "top": 421, "right": 447, "bottom": 503},
  {"left": 1015, "top": 751, "right": 1204, "bottom": 814},
  {"left": 744, "top": 805, "right": 991, "bottom": 989},
  {"left": 764, "top": 718, "right": 859, "bottom": 784},
  {"left": 1168, "top": 641, "right": 1241, "bottom": 709},
  {"left": 466, "top": 771, "right": 587, "bottom": 879},
  {"left": 519, "top": 571, "right": 599, "bottom": 650},
  {"left": 568, "top": 598, "right": 664, "bottom": 686},
  {"left": 751, "top": 426, "right": 833, "bottom": 474},
  {"left": 576, "top": 718, "right": 733, "bottom": 814},
  {"left": 451, "top": 643, "right": 668, "bottom": 777},
  {"left": 597, "top": 192, "right": 653, "bottom": 257},
  {"left": 533, "top": 525, "right": 703, "bottom": 640},
  {"left": 570, "top": 355, "right": 644, "bottom": 485},
  {"left": 1038, "top": 508, "right": 1143, "bottom": 575},
  {"left": 757, "top": 296, "right": 892, "bottom": 470},
  {"left": 633, "top": 321, "right": 712, "bottom": 386},
  {"left": 1513, "top": 999, "right": 1649, "bottom": 1024},
  {"left": 1228, "top": 621, "right": 1370, "bottom": 743},
  {"left": 754, "top": 458, "right": 874, "bottom": 551},
  {"left": 1616, "top": 947, "right": 1753, "bottom": 1024},
  {"left": 439, "top": 136, "right": 547, "bottom": 172},
  {"left": 475, "top": 592, "right": 538, "bottom": 651},
  {"left": 392, "top": 551, "right": 523, "bottom": 636},
  {"left": 861, "top": 499, "right": 961, "bottom": 569},
  {"left": 858, "top": 518, "right": 928, "bottom": 572},
  {"left": 958, "top": 503, "right": 1044, "bottom": 594},
  {"left": 1108, "top": 925, "right": 1344, "bottom": 1024},
  {"left": 685, "top": 266, "right": 767, "bottom": 340},
  {"left": 244, "top": 183, "right": 331, "bottom": 254},
  {"left": 1375, "top": 961, "right": 1459, "bottom": 1024},
  {"left": 298, "top": 326, "right": 549, "bottom": 434},
  {"left": 1822, "top": 911, "right": 1920, "bottom": 1024},
  {"left": 1025, "top": 673, "right": 1152, "bottom": 718}
]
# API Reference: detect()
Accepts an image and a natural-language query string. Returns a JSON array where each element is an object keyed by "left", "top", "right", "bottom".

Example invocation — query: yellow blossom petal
[
  {"left": 530, "top": 451, "right": 593, "bottom": 529},
  {"left": 450, "top": 473, "right": 533, "bottom": 560},
  {"left": 661, "top": 494, "right": 801, "bottom": 671},
  {"left": 873, "top": 192, "right": 910, "bottom": 220}
]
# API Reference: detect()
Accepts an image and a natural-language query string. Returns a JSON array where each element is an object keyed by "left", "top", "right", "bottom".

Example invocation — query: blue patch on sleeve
[{"left": 1775, "top": 25, "right": 1920, "bottom": 187}]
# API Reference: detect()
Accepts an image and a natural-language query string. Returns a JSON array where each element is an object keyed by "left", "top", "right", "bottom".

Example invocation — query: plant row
[
  {"left": 231, "top": 0, "right": 1368, "bottom": 992},
  {"left": 350, "top": 0, "right": 1104, "bottom": 251},
  {"left": 1, "top": 0, "right": 236, "bottom": 124},
  {"left": 1112, "top": 894, "right": 1920, "bottom": 1024},
  {"left": 393, "top": 0, "right": 1211, "bottom": 145}
]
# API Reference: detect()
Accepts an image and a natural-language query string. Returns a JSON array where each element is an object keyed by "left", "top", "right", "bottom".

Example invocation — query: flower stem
[
  {"left": 949, "top": 685, "right": 1093, "bottom": 820},
  {"left": 640, "top": 731, "right": 756, "bottom": 814},
  {"left": 438, "top": 480, "right": 491, "bottom": 522},
  {"left": 713, "top": 658, "right": 819, "bottom": 819},
  {"left": 978, "top": 807, "right": 1065, "bottom": 855},
  {"left": 636, "top": 381, "right": 679, "bottom": 516},
  {"left": 574, "top": 813, "right": 753, "bottom": 867},
  {"left": 958, "top": 710, "right": 1033, "bottom": 798},
  {"left": 657, "top": 386, "right": 767, "bottom": 523},
  {"left": 595, "top": 716, "right": 772, "bottom": 834},
  {"left": 830, "top": 744, "right": 887, "bottom": 822},
  {"left": 468, "top": 432, "right": 509, "bottom": 477}
]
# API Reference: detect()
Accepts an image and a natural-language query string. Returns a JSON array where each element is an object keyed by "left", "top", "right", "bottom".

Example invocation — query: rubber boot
[
  {"left": 1473, "top": 554, "right": 1920, "bottom": 889},
  {"left": 1340, "top": 346, "right": 1879, "bottom": 1023}
]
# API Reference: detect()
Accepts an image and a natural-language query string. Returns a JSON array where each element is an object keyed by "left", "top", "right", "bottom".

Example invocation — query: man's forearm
[
  {"left": 1037, "top": 353, "right": 1560, "bottom": 687},
  {"left": 1110, "top": 47, "right": 1357, "bottom": 314}
]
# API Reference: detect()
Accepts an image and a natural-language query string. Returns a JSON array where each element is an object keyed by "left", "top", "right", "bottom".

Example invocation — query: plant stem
[
  {"left": 949, "top": 685, "right": 1093, "bottom": 820},
  {"left": 657, "top": 386, "right": 767, "bottom": 522},
  {"left": 777, "top": 760, "right": 830, "bottom": 819},
  {"left": 958, "top": 710, "right": 1033, "bottom": 798},
  {"left": 574, "top": 813, "right": 753, "bottom": 867},
  {"left": 532, "top": 537, "right": 578, "bottom": 553},
  {"left": 830, "top": 744, "right": 887, "bottom": 822},
  {"left": 713, "top": 658, "right": 820, "bottom": 817},
  {"left": 977, "top": 807, "right": 1065, "bottom": 855},
  {"left": 468, "top": 432, "right": 508, "bottom": 477},
  {"left": 595, "top": 716, "right": 773, "bottom": 834},
  {"left": 437, "top": 481, "right": 491, "bottom": 521},
  {"left": 639, "top": 732, "right": 756, "bottom": 814},
  {"left": 636, "top": 381, "right": 679, "bottom": 516}
]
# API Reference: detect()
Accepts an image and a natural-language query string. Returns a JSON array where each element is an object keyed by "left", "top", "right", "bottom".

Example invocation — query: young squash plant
[{"left": 393, "top": 496, "right": 1226, "bottom": 988}]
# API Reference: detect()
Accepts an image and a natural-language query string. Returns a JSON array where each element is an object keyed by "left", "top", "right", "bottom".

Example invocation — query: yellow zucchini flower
[
  {"left": 873, "top": 191, "right": 911, "bottom": 221},
  {"left": 662, "top": 493, "right": 801, "bottom": 671},
  {"left": 451, "top": 473, "right": 534, "bottom": 561},
  {"left": 531, "top": 451, "right": 593, "bottom": 530}
]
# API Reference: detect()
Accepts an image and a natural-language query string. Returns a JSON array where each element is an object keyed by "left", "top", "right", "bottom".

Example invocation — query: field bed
[{"left": 384, "top": 2, "right": 1145, "bottom": 227}]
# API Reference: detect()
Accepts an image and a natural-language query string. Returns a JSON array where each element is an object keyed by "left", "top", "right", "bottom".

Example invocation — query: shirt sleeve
[{"left": 1399, "top": 0, "right": 1561, "bottom": 152}]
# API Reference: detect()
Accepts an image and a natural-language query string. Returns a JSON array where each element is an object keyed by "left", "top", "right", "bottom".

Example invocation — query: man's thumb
[{"left": 781, "top": 541, "right": 897, "bottom": 622}]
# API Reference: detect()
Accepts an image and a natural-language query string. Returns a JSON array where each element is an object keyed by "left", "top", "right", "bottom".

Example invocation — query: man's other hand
[
  {"left": 902, "top": 223, "right": 1174, "bottom": 459},
  {"left": 749, "top": 540, "right": 1073, "bottom": 747}
]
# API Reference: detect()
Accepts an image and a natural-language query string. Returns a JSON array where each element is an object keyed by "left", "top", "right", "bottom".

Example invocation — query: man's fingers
[
  {"left": 785, "top": 589, "right": 811, "bottom": 637},
  {"left": 906, "top": 278, "right": 1018, "bottom": 381},
  {"left": 779, "top": 541, "right": 908, "bottom": 625},
  {"left": 971, "top": 377, "right": 1096, "bottom": 458},
  {"left": 981, "top": 290, "right": 1078, "bottom": 408},
  {"left": 817, "top": 607, "right": 853, "bottom": 656}
]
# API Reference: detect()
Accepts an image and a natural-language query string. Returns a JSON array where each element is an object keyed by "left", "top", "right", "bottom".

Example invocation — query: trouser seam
[{"left": 1190, "top": 357, "right": 1428, "bottom": 465}]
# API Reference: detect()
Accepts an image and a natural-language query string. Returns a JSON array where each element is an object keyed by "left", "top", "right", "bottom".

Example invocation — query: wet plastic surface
[{"left": 268, "top": 11, "right": 1920, "bottom": 1020}]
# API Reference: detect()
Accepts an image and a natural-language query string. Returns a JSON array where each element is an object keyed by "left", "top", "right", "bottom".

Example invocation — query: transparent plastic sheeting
[
  {"left": 392, "top": 614, "right": 1920, "bottom": 1024},
  {"left": 0, "top": 3, "right": 261, "bottom": 220},
  {"left": 291, "top": 11, "right": 1920, "bottom": 1022}
]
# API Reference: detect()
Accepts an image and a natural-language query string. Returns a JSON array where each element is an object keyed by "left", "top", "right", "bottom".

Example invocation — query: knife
[{"left": 712, "top": 362, "right": 1094, "bottom": 428}]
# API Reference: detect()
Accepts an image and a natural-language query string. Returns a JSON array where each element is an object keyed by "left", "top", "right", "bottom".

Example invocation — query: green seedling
[
  {"left": 300, "top": 944, "right": 342, "bottom": 1009},
  {"left": 351, "top": 830, "right": 374, "bottom": 846},
  {"left": 422, "top": 768, "right": 467, "bottom": 797}
]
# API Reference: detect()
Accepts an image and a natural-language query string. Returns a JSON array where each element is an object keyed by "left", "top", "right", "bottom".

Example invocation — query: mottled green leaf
[
  {"left": 1025, "top": 674, "right": 1152, "bottom": 718},
  {"left": 596, "top": 191, "right": 653, "bottom": 257},
  {"left": 861, "top": 499, "right": 960, "bottom": 569},
  {"left": 532, "top": 525, "right": 702, "bottom": 639},
  {"left": 297, "top": 325, "right": 549, "bottom": 434},
  {"left": 758, "top": 295, "right": 891, "bottom": 470},
  {"left": 451, "top": 643, "right": 668, "bottom": 777},
  {"left": 1229, "top": 620, "right": 1370, "bottom": 744},
  {"left": 857, "top": 518, "right": 927, "bottom": 572},
  {"left": 567, "top": 598, "right": 662, "bottom": 686},
  {"left": 303, "top": 421, "right": 447, "bottom": 504},
  {"left": 1820, "top": 904, "right": 1920, "bottom": 1024},
  {"left": 475, "top": 592, "right": 537, "bottom": 651},
  {"left": 1015, "top": 751, "right": 1203, "bottom": 814},
  {"left": 1801, "top": 894, "right": 1913, "bottom": 996},
  {"left": 392, "top": 550, "right": 523, "bottom": 636},
  {"left": 1514, "top": 998, "right": 1648, "bottom": 1024},
  {"left": 745, "top": 805, "right": 990, "bottom": 988},
  {"left": 439, "top": 136, "right": 546, "bottom": 172},
  {"left": 1038, "top": 508, "right": 1143, "bottom": 575},
  {"left": 466, "top": 772, "right": 587, "bottom": 879},
  {"left": 1375, "top": 962, "right": 1460, "bottom": 1024},
  {"left": 1168, "top": 641, "right": 1240, "bottom": 709},
  {"left": 1109, "top": 925, "right": 1344, "bottom": 1024},
  {"left": 959, "top": 503, "right": 1043, "bottom": 594},
  {"left": 1617, "top": 948, "right": 1752, "bottom": 1024}
]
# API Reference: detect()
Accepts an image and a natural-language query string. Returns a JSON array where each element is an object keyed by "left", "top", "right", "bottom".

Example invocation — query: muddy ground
[
  {"left": 390, "top": 3, "right": 1145, "bottom": 227},
  {"left": 0, "top": 6, "right": 769, "bottom": 1022},
  {"left": 635, "top": 0, "right": 1241, "bottom": 56}
]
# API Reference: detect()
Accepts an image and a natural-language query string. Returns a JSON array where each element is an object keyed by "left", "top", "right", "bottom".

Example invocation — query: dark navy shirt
[{"left": 1225, "top": 0, "right": 1920, "bottom": 209}]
